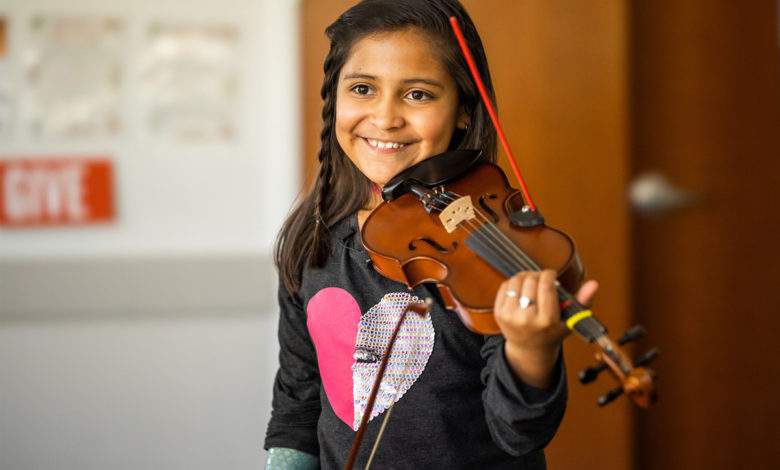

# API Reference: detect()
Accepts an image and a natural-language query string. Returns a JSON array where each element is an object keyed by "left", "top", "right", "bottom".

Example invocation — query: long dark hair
[{"left": 275, "top": 0, "right": 498, "bottom": 294}]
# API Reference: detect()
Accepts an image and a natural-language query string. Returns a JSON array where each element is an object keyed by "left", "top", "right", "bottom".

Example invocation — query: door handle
[{"left": 629, "top": 172, "right": 698, "bottom": 215}]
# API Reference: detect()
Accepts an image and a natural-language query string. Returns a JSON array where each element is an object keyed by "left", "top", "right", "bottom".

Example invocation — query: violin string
[
  {"left": 431, "top": 199, "right": 531, "bottom": 274},
  {"left": 434, "top": 192, "right": 537, "bottom": 268},
  {"left": 467, "top": 204, "right": 580, "bottom": 304},
  {"left": 426, "top": 194, "right": 529, "bottom": 272},
  {"left": 434, "top": 193, "right": 538, "bottom": 272},
  {"left": 432, "top": 198, "right": 534, "bottom": 276},
  {"left": 421, "top": 192, "right": 604, "bottom": 337},
  {"left": 474, "top": 209, "right": 581, "bottom": 307},
  {"left": 417, "top": 191, "right": 584, "bottom": 312},
  {"left": 432, "top": 192, "right": 580, "bottom": 305}
]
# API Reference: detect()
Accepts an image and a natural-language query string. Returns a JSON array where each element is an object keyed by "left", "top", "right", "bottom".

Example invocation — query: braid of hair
[{"left": 308, "top": 51, "right": 341, "bottom": 268}]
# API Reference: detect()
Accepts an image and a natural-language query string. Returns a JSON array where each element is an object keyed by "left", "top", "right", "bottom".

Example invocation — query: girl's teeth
[{"left": 368, "top": 138, "right": 405, "bottom": 150}]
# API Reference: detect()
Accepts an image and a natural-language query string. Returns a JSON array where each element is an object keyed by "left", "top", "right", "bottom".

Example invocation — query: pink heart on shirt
[{"left": 307, "top": 287, "right": 362, "bottom": 428}]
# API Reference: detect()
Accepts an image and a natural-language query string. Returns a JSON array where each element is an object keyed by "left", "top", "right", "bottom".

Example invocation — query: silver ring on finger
[
  {"left": 519, "top": 295, "right": 536, "bottom": 309},
  {"left": 505, "top": 290, "right": 519, "bottom": 298}
]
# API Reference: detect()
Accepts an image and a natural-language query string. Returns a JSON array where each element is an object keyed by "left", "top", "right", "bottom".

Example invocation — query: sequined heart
[{"left": 351, "top": 292, "right": 435, "bottom": 430}]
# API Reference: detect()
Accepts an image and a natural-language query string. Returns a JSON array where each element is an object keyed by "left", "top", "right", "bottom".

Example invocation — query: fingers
[
  {"left": 495, "top": 270, "right": 568, "bottom": 345},
  {"left": 576, "top": 280, "right": 599, "bottom": 306},
  {"left": 496, "top": 270, "right": 553, "bottom": 321},
  {"left": 535, "top": 269, "right": 559, "bottom": 327},
  {"left": 519, "top": 272, "right": 538, "bottom": 313},
  {"left": 495, "top": 271, "right": 527, "bottom": 314},
  {"left": 496, "top": 270, "right": 589, "bottom": 348},
  {"left": 497, "top": 270, "right": 557, "bottom": 316}
]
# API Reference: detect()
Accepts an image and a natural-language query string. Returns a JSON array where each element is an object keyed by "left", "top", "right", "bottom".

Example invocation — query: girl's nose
[{"left": 370, "top": 97, "right": 405, "bottom": 130}]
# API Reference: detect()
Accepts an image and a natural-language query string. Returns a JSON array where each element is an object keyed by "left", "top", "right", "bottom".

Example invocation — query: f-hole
[
  {"left": 409, "top": 237, "right": 458, "bottom": 253},
  {"left": 479, "top": 194, "right": 500, "bottom": 223}
]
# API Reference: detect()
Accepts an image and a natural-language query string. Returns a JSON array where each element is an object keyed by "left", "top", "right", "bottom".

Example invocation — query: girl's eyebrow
[{"left": 342, "top": 72, "right": 444, "bottom": 89}]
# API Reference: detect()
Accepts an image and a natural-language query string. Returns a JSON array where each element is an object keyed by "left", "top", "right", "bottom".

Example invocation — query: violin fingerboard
[{"left": 464, "top": 228, "right": 520, "bottom": 278}]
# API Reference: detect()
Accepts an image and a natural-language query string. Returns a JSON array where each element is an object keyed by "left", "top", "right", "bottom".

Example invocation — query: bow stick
[{"left": 449, "top": 17, "right": 539, "bottom": 214}]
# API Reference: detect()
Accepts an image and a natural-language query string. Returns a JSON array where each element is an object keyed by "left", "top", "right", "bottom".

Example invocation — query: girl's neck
[{"left": 357, "top": 189, "right": 384, "bottom": 230}]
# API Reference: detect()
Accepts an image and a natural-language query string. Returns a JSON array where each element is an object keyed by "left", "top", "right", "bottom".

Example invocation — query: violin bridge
[{"left": 439, "top": 196, "right": 476, "bottom": 233}]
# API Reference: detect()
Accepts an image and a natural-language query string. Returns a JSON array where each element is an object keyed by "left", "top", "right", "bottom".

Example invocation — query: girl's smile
[
  {"left": 361, "top": 137, "right": 410, "bottom": 152},
  {"left": 335, "top": 28, "right": 468, "bottom": 187}
]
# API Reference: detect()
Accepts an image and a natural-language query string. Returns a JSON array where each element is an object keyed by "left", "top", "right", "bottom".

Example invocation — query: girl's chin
[
  {"left": 361, "top": 164, "right": 414, "bottom": 187},
  {"left": 367, "top": 175, "right": 392, "bottom": 187}
]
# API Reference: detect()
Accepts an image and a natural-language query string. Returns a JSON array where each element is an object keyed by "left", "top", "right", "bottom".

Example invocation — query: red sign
[{"left": 0, "top": 157, "right": 115, "bottom": 227}]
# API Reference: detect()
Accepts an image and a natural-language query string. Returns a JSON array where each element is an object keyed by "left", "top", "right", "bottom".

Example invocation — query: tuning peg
[
  {"left": 618, "top": 325, "right": 647, "bottom": 345},
  {"left": 597, "top": 386, "right": 624, "bottom": 407},
  {"left": 579, "top": 362, "right": 608, "bottom": 384},
  {"left": 635, "top": 347, "right": 660, "bottom": 367}
]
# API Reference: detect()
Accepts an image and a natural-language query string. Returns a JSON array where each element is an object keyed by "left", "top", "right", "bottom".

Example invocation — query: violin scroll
[{"left": 578, "top": 324, "right": 659, "bottom": 408}]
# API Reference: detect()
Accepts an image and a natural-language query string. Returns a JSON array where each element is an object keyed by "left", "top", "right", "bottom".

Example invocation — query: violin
[
  {"left": 346, "top": 150, "right": 658, "bottom": 469},
  {"left": 362, "top": 149, "right": 658, "bottom": 409}
]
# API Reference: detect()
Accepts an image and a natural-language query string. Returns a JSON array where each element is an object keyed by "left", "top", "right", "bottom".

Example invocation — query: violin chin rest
[{"left": 382, "top": 149, "right": 485, "bottom": 201}]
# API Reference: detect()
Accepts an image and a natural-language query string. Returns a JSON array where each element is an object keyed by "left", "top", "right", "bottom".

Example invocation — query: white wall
[
  {"left": 0, "top": 314, "right": 279, "bottom": 470},
  {"left": 0, "top": 0, "right": 301, "bottom": 469}
]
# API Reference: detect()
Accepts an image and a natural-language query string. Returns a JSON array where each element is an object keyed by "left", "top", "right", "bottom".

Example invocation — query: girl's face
[{"left": 335, "top": 28, "right": 468, "bottom": 187}]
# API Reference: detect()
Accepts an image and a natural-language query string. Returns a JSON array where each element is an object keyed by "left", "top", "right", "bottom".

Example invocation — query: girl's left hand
[{"left": 494, "top": 269, "right": 599, "bottom": 388}]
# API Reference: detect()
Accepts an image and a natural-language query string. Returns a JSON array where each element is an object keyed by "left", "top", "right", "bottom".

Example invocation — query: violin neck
[
  {"left": 558, "top": 293, "right": 607, "bottom": 343},
  {"left": 560, "top": 292, "right": 636, "bottom": 376}
]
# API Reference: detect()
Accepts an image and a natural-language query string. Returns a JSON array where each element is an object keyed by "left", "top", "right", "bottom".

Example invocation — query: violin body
[{"left": 362, "top": 161, "right": 585, "bottom": 335}]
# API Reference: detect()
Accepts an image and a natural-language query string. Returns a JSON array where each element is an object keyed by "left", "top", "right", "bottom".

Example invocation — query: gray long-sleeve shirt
[{"left": 264, "top": 214, "right": 567, "bottom": 469}]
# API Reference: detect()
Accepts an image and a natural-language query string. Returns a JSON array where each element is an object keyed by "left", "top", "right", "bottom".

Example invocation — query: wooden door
[
  {"left": 301, "top": 1, "right": 633, "bottom": 469},
  {"left": 632, "top": 1, "right": 780, "bottom": 468}
]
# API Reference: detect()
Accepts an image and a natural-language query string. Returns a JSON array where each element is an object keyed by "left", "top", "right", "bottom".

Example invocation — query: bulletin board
[{"left": 0, "top": 0, "right": 300, "bottom": 259}]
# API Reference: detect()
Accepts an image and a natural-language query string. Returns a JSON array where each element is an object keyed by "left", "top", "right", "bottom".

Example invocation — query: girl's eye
[
  {"left": 351, "top": 84, "right": 373, "bottom": 96},
  {"left": 407, "top": 90, "right": 433, "bottom": 101}
]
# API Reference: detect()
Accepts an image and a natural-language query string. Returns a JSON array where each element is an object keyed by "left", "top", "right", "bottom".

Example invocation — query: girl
[{"left": 265, "top": 1, "right": 598, "bottom": 468}]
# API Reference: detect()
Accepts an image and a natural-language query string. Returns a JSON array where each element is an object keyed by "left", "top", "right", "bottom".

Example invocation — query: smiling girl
[{"left": 264, "top": 1, "right": 597, "bottom": 468}]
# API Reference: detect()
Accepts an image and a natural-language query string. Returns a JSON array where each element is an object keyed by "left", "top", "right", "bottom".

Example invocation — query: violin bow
[{"left": 449, "top": 17, "right": 538, "bottom": 214}]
